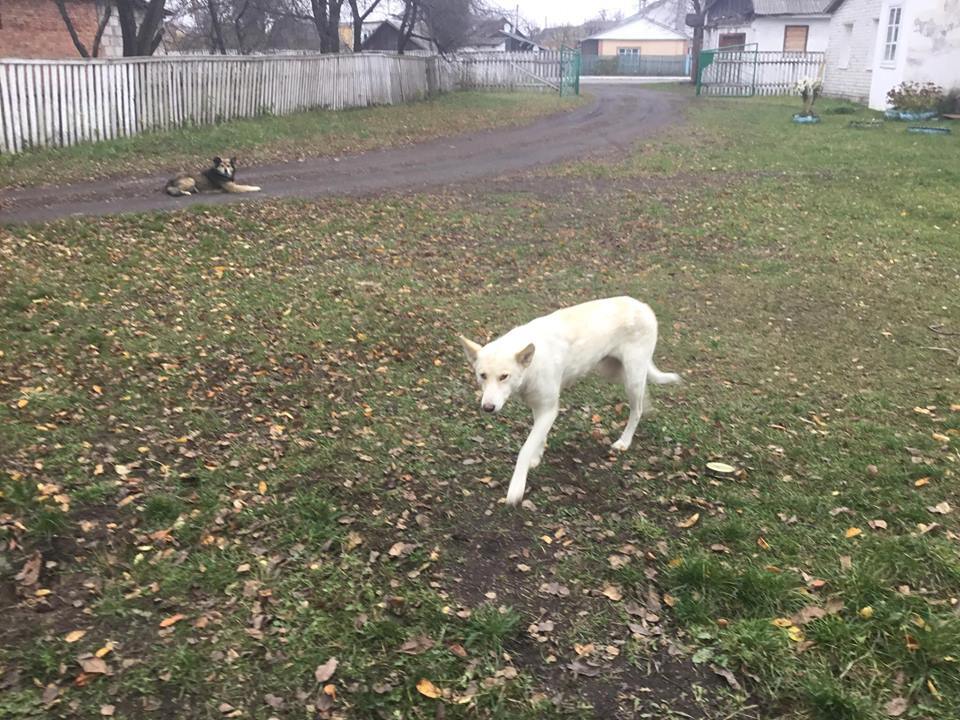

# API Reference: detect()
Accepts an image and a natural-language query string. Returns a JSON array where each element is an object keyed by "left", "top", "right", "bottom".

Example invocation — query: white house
[
  {"left": 822, "top": 0, "right": 960, "bottom": 109},
  {"left": 703, "top": 0, "right": 832, "bottom": 52}
]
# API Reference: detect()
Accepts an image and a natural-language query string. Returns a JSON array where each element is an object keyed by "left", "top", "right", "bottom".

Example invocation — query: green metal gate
[
  {"left": 560, "top": 46, "right": 581, "bottom": 97},
  {"left": 696, "top": 43, "right": 759, "bottom": 96}
]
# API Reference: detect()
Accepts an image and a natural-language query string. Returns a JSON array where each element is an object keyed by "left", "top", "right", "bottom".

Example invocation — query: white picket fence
[
  {"left": 698, "top": 51, "right": 824, "bottom": 97},
  {"left": 0, "top": 51, "right": 558, "bottom": 155}
]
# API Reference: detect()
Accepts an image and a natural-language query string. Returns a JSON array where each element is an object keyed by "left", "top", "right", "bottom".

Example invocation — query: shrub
[{"left": 886, "top": 81, "right": 943, "bottom": 111}]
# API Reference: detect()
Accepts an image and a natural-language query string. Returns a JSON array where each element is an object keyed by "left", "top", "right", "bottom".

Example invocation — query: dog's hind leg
[
  {"left": 506, "top": 401, "right": 559, "bottom": 507},
  {"left": 612, "top": 350, "right": 651, "bottom": 452}
]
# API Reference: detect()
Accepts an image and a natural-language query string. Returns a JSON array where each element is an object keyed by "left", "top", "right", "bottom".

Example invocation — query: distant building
[{"left": 0, "top": 0, "right": 125, "bottom": 58}]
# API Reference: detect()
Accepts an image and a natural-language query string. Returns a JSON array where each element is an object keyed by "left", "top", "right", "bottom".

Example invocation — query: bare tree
[
  {"left": 308, "top": 0, "right": 345, "bottom": 52},
  {"left": 206, "top": 0, "right": 229, "bottom": 52},
  {"left": 53, "top": 0, "right": 115, "bottom": 58},
  {"left": 114, "top": 0, "right": 169, "bottom": 55},
  {"left": 345, "top": 0, "right": 381, "bottom": 52},
  {"left": 688, "top": 0, "right": 704, "bottom": 82},
  {"left": 396, "top": 0, "right": 420, "bottom": 53}
]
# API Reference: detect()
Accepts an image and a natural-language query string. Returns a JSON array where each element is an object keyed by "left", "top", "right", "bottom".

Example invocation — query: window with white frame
[
  {"left": 838, "top": 23, "right": 853, "bottom": 69},
  {"left": 617, "top": 47, "right": 640, "bottom": 56},
  {"left": 883, "top": 6, "right": 901, "bottom": 63}
]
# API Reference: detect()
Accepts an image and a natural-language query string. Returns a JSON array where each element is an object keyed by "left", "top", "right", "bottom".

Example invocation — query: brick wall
[
  {"left": 822, "top": 0, "right": 882, "bottom": 103},
  {"left": 0, "top": 0, "right": 117, "bottom": 58}
]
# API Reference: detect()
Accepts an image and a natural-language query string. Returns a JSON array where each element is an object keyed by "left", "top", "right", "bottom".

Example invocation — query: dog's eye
[
  {"left": 479, "top": 373, "right": 487, "bottom": 380},
  {"left": 498, "top": 374, "right": 509, "bottom": 382}
]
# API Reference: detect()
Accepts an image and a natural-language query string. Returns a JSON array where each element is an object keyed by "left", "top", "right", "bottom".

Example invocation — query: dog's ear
[
  {"left": 229, "top": 157, "right": 237, "bottom": 166},
  {"left": 458, "top": 336, "right": 481, "bottom": 366},
  {"left": 515, "top": 343, "right": 535, "bottom": 368},
  {"left": 212, "top": 156, "right": 222, "bottom": 166}
]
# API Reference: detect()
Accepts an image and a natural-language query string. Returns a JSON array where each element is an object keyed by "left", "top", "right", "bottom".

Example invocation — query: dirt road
[{"left": 1, "top": 85, "right": 687, "bottom": 224}]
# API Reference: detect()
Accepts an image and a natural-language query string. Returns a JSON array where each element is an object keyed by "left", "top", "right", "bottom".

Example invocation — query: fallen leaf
[
  {"left": 100, "top": 705, "right": 115, "bottom": 717},
  {"left": 839, "top": 555, "right": 853, "bottom": 571},
  {"left": 449, "top": 643, "right": 467, "bottom": 658},
  {"left": 711, "top": 664, "right": 741, "bottom": 691},
  {"left": 416, "top": 678, "right": 442, "bottom": 698},
  {"left": 78, "top": 657, "right": 108, "bottom": 674},
  {"left": 41, "top": 684, "right": 59, "bottom": 705},
  {"left": 15, "top": 551, "right": 42, "bottom": 586},
  {"left": 159, "top": 614, "right": 186, "bottom": 628},
  {"left": 64, "top": 630, "right": 87, "bottom": 643},
  {"left": 388, "top": 542, "right": 417, "bottom": 557},
  {"left": 566, "top": 659, "right": 601, "bottom": 677},
  {"left": 314, "top": 657, "right": 338, "bottom": 683},
  {"left": 859, "top": 606, "right": 874, "bottom": 619},
  {"left": 845, "top": 527, "right": 862, "bottom": 539},
  {"left": 772, "top": 618, "right": 794, "bottom": 628},
  {"left": 868, "top": 519, "right": 888, "bottom": 530},
  {"left": 398, "top": 635, "right": 435, "bottom": 655},
  {"left": 757, "top": 536, "right": 771, "bottom": 550},
  {"left": 539, "top": 582, "right": 570, "bottom": 597},
  {"left": 787, "top": 626, "right": 805, "bottom": 642},
  {"left": 791, "top": 606, "right": 827, "bottom": 625},
  {"left": 607, "top": 554, "right": 630, "bottom": 569},
  {"left": 676, "top": 512, "right": 700, "bottom": 529},
  {"left": 884, "top": 697, "right": 908, "bottom": 717},
  {"left": 927, "top": 502, "right": 951, "bottom": 515},
  {"left": 601, "top": 585, "right": 623, "bottom": 602},
  {"left": 914, "top": 477, "right": 930, "bottom": 487}
]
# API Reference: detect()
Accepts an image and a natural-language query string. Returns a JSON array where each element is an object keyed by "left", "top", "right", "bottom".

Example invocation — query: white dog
[{"left": 459, "top": 296, "right": 680, "bottom": 507}]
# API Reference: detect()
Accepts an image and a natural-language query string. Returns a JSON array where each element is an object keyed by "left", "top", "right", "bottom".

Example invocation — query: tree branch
[
  {"left": 52, "top": 0, "right": 91, "bottom": 58},
  {"left": 91, "top": 1, "right": 114, "bottom": 58}
]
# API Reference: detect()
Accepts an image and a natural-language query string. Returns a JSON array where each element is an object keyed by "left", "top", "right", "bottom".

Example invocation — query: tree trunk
[
  {"left": 398, "top": 0, "right": 419, "bottom": 55},
  {"left": 206, "top": 0, "right": 227, "bottom": 54},
  {"left": 347, "top": 0, "right": 382, "bottom": 53},
  {"left": 689, "top": 0, "right": 704, "bottom": 83},
  {"left": 115, "top": 0, "right": 167, "bottom": 56},
  {"left": 53, "top": 0, "right": 91, "bottom": 58},
  {"left": 91, "top": 1, "right": 114, "bottom": 57}
]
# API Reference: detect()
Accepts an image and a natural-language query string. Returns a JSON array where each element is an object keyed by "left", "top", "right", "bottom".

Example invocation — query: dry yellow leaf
[
  {"left": 932, "top": 432, "right": 950, "bottom": 443},
  {"left": 845, "top": 527, "right": 862, "bottom": 539},
  {"left": 915, "top": 477, "right": 930, "bottom": 487},
  {"left": 17, "top": 398, "right": 28, "bottom": 408},
  {"left": 772, "top": 618, "right": 793, "bottom": 628},
  {"left": 676, "top": 512, "right": 700, "bottom": 529},
  {"left": 757, "top": 537, "right": 771, "bottom": 550},
  {"left": 258, "top": 480, "right": 268, "bottom": 494},
  {"left": 787, "top": 626, "right": 805, "bottom": 642},
  {"left": 601, "top": 585, "right": 623, "bottom": 601},
  {"left": 159, "top": 613, "right": 186, "bottom": 628},
  {"left": 416, "top": 678, "right": 442, "bottom": 699},
  {"left": 95, "top": 642, "right": 115, "bottom": 658},
  {"left": 64, "top": 630, "right": 86, "bottom": 643},
  {"left": 859, "top": 606, "right": 874, "bottom": 619}
]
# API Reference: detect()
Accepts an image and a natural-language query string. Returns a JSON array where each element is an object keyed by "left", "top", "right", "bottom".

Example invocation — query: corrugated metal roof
[
  {"left": 585, "top": 16, "right": 688, "bottom": 41},
  {"left": 751, "top": 0, "right": 831, "bottom": 14}
]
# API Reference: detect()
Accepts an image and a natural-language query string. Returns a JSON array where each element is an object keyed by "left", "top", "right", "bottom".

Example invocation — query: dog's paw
[
  {"left": 611, "top": 439, "right": 631, "bottom": 452},
  {"left": 251, "top": 186, "right": 261, "bottom": 192},
  {"left": 505, "top": 487, "right": 525, "bottom": 507}
]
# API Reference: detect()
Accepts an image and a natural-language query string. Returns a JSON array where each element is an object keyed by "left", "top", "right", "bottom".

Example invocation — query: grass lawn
[
  {"left": 1, "top": 91, "right": 959, "bottom": 720},
  {"left": 0, "top": 91, "right": 581, "bottom": 190}
]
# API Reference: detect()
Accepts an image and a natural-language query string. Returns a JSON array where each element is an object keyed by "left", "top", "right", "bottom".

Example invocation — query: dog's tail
[{"left": 648, "top": 362, "right": 681, "bottom": 385}]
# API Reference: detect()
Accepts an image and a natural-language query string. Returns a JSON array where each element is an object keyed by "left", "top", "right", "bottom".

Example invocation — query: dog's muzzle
[{"left": 482, "top": 402, "right": 496, "bottom": 413}]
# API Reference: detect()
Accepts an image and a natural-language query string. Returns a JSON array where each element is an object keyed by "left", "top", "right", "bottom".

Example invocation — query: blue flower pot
[
  {"left": 907, "top": 126, "right": 951, "bottom": 135},
  {"left": 792, "top": 114, "right": 821, "bottom": 124},
  {"left": 885, "top": 109, "right": 938, "bottom": 121}
]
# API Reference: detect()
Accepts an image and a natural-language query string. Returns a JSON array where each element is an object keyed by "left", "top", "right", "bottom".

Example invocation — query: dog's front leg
[{"left": 505, "top": 402, "right": 558, "bottom": 507}]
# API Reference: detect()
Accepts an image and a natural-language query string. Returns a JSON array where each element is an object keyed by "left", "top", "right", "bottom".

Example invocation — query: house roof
[
  {"left": 584, "top": 15, "right": 688, "bottom": 42},
  {"left": 751, "top": 0, "right": 831, "bottom": 14}
]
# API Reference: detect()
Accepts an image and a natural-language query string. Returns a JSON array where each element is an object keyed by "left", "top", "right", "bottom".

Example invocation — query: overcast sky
[
  {"left": 512, "top": 0, "right": 643, "bottom": 28},
  {"left": 376, "top": 0, "right": 644, "bottom": 29}
]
